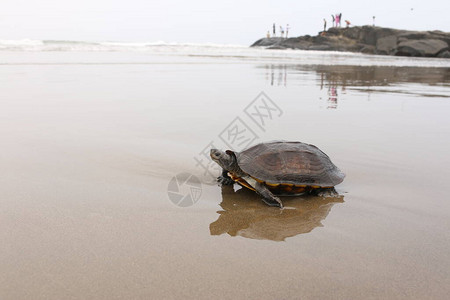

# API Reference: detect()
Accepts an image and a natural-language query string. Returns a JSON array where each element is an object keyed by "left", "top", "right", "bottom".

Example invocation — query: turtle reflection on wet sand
[
  {"left": 210, "top": 185, "right": 344, "bottom": 241},
  {"left": 210, "top": 141, "right": 345, "bottom": 208}
]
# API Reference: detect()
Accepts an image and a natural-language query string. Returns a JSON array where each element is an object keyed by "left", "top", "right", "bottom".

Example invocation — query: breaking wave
[
  {"left": 0, "top": 39, "right": 247, "bottom": 52},
  {"left": 1, "top": 39, "right": 449, "bottom": 67}
]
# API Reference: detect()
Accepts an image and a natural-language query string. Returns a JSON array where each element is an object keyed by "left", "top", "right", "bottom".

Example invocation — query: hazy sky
[{"left": 1, "top": 0, "right": 449, "bottom": 45}]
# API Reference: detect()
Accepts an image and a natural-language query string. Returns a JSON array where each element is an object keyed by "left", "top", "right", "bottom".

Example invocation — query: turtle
[{"left": 210, "top": 141, "right": 345, "bottom": 208}]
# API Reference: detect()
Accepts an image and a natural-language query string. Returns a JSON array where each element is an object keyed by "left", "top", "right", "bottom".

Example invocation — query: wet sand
[{"left": 1, "top": 51, "right": 450, "bottom": 299}]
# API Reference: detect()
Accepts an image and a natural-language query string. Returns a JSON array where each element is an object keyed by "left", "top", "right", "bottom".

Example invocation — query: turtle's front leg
[
  {"left": 254, "top": 182, "right": 284, "bottom": 208},
  {"left": 217, "top": 169, "right": 234, "bottom": 185}
]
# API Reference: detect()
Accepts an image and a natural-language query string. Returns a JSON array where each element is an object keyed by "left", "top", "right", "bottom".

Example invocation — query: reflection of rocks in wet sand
[
  {"left": 262, "top": 64, "right": 450, "bottom": 89},
  {"left": 210, "top": 186, "right": 344, "bottom": 241}
]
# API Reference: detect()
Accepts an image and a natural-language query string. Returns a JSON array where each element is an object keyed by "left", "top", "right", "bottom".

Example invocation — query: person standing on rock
[
  {"left": 273, "top": 23, "right": 276, "bottom": 37},
  {"left": 267, "top": 31, "right": 271, "bottom": 38},
  {"left": 331, "top": 15, "right": 335, "bottom": 27},
  {"left": 335, "top": 14, "right": 340, "bottom": 27},
  {"left": 280, "top": 26, "right": 284, "bottom": 38},
  {"left": 323, "top": 18, "right": 327, "bottom": 31},
  {"left": 286, "top": 24, "right": 290, "bottom": 38},
  {"left": 339, "top": 13, "right": 342, "bottom": 27}
]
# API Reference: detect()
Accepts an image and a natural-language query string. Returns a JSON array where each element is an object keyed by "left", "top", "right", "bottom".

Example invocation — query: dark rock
[
  {"left": 251, "top": 37, "right": 284, "bottom": 47},
  {"left": 309, "top": 44, "right": 332, "bottom": 51},
  {"left": 396, "top": 39, "right": 448, "bottom": 57},
  {"left": 326, "top": 28, "right": 341, "bottom": 36},
  {"left": 293, "top": 42, "right": 311, "bottom": 50},
  {"left": 429, "top": 32, "right": 450, "bottom": 48},
  {"left": 267, "top": 46, "right": 287, "bottom": 50},
  {"left": 342, "top": 27, "right": 361, "bottom": 40},
  {"left": 360, "top": 45, "right": 376, "bottom": 54},
  {"left": 360, "top": 26, "right": 378, "bottom": 45},
  {"left": 359, "top": 26, "right": 401, "bottom": 45},
  {"left": 437, "top": 50, "right": 450, "bottom": 58},
  {"left": 376, "top": 35, "right": 397, "bottom": 55},
  {"left": 281, "top": 38, "right": 310, "bottom": 49},
  {"left": 311, "top": 35, "right": 329, "bottom": 44},
  {"left": 397, "top": 32, "right": 430, "bottom": 40}
]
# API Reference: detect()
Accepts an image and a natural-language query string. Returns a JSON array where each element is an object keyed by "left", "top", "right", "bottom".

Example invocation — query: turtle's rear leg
[
  {"left": 254, "top": 182, "right": 283, "bottom": 208},
  {"left": 217, "top": 169, "right": 234, "bottom": 185},
  {"left": 313, "top": 187, "right": 339, "bottom": 198}
]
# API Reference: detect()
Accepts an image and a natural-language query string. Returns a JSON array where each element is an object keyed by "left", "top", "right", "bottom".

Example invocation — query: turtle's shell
[{"left": 236, "top": 141, "right": 345, "bottom": 188}]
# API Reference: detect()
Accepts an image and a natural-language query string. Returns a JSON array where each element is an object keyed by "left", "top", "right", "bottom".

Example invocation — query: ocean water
[
  {"left": 2, "top": 39, "right": 450, "bottom": 67},
  {"left": 1, "top": 41, "right": 450, "bottom": 299}
]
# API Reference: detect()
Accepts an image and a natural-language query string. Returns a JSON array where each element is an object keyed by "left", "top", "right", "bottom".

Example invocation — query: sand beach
[{"left": 1, "top": 46, "right": 450, "bottom": 299}]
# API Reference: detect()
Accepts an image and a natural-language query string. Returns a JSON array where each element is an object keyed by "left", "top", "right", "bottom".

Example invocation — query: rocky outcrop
[
  {"left": 376, "top": 35, "right": 397, "bottom": 55},
  {"left": 251, "top": 37, "right": 285, "bottom": 47},
  {"left": 438, "top": 51, "right": 450, "bottom": 58},
  {"left": 396, "top": 39, "right": 448, "bottom": 57},
  {"left": 251, "top": 26, "right": 450, "bottom": 58}
]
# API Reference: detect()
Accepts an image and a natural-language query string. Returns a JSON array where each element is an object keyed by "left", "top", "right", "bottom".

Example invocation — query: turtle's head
[{"left": 210, "top": 149, "right": 237, "bottom": 171}]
